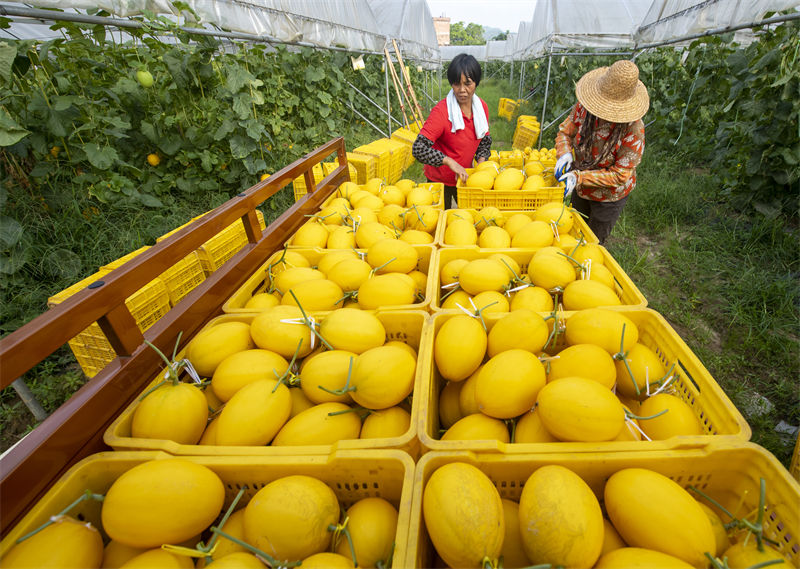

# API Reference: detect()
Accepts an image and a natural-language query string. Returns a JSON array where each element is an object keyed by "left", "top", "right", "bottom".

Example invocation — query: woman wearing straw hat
[
  {"left": 555, "top": 60, "right": 649, "bottom": 244},
  {"left": 412, "top": 53, "right": 492, "bottom": 209}
]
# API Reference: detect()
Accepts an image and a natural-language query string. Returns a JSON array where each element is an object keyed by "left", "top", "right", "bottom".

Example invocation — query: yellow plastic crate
[
  {"left": 100, "top": 246, "right": 206, "bottom": 308},
  {"left": 157, "top": 251, "right": 206, "bottom": 306},
  {"left": 418, "top": 308, "right": 751, "bottom": 454},
  {"left": 223, "top": 246, "right": 434, "bottom": 313},
  {"left": 407, "top": 444, "right": 800, "bottom": 568},
  {"left": 195, "top": 212, "right": 266, "bottom": 276},
  {"left": 457, "top": 167, "right": 565, "bottom": 209},
  {"left": 345, "top": 152, "right": 377, "bottom": 185},
  {"left": 105, "top": 311, "right": 429, "bottom": 458},
  {"left": 372, "top": 138, "right": 408, "bottom": 184},
  {"left": 435, "top": 207, "right": 598, "bottom": 249},
  {"left": 429, "top": 245, "right": 644, "bottom": 312},
  {"left": 0, "top": 450, "right": 414, "bottom": 569},
  {"left": 791, "top": 433, "right": 800, "bottom": 482},
  {"left": 512, "top": 123, "right": 540, "bottom": 150},
  {"left": 353, "top": 142, "right": 392, "bottom": 183},
  {"left": 322, "top": 160, "right": 357, "bottom": 185},
  {"left": 391, "top": 128, "right": 418, "bottom": 170},
  {"left": 292, "top": 163, "right": 325, "bottom": 202},
  {"left": 47, "top": 270, "right": 171, "bottom": 377}
]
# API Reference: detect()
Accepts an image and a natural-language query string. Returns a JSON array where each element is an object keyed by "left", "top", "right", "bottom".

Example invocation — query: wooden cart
[{"left": 0, "top": 138, "right": 350, "bottom": 536}]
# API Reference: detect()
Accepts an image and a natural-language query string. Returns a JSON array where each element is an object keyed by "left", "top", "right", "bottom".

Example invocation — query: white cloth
[{"left": 446, "top": 89, "right": 489, "bottom": 139}]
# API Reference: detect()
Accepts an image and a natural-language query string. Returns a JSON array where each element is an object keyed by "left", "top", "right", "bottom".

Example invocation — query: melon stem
[
  {"left": 371, "top": 256, "right": 398, "bottom": 276},
  {"left": 624, "top": 408, "right": 668, "bottom": 421},
  {"left": 612, "top": 324, "right": 641, "bottom": 396},
  {"left": 328, "top": 517, "right": 359, "bottom": 568},
  {"left": 288, "top": 290, "right": 333, "bottom": 351},
  {"left": 209, "top": 527, "right": 300, "bottom": 567},
  {"left": 273, "top": 340, "right": 304, "bottom": 393},
  {"left": 199, "top": 487, "right": 246, "bottom": 555},
  {"left": 318, "top": 356, "right": 355, "bottom": 396},
  {"left": 16, "top": 490, "right": 105, "bottom": 543}
]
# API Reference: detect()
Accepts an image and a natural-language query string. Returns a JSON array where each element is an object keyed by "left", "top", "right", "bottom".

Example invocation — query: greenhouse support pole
[
  {"left": 385, "top": 60, "right": 392, "bottom": 136},
  {"left": 539, "top": 51, "right": 553, "bottom": 149},
  {"left": 519, "top": 61, "right": 526, "bottom": 99},
  {"left": 510, "top": 59, "right": 514, "bottom": 83}
]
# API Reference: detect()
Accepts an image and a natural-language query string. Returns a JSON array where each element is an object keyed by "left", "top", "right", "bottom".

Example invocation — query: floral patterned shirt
[{"left": 555, "top": 102, "right": 645, "bottom": 202}]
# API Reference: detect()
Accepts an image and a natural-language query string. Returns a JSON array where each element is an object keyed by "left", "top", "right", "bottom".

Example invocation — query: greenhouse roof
[
  {"left": 2, "top": 0, "right": 799, "bottom": 63},
  {"left": 441, "top": 0, "right": 799, "bottom": 62},
  {"left": 0, "top": 0, "right": 440, "bottom": 63}
]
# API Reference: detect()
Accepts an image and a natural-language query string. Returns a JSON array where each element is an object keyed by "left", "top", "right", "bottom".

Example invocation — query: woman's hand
[{"left": 443, "top": 156, "right": 469, "bottom": 183}]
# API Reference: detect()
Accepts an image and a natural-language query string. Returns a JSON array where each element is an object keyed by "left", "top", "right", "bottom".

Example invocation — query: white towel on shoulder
[{"left": 446, "top": 89, "right": 489, "bottom": 139}]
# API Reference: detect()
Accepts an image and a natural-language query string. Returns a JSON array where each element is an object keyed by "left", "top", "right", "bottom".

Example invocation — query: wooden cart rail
[{"left": 0, "top": 137, "right": 349, "bottom": 536}]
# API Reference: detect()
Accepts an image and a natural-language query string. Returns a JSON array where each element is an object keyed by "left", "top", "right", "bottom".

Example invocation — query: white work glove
[
  {"left": 562, "top": 172, "right": 577, "bottom": 199},
  {"left": 555, "top": 152, "right": 574, "bottom": 180}
]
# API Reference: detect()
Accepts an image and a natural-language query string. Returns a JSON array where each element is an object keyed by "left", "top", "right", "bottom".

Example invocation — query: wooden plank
[{"left": 0, "top": 138, "right": 348, "bottom": 537}]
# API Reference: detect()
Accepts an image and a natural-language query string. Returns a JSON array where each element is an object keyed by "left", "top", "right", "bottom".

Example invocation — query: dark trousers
[{"left": 570, "top": 193, "right": 629, "bottom": 245}]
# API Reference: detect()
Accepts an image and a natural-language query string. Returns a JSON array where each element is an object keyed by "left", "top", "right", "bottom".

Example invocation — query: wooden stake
[
  {"left": 384, "top": 47, "right": 410, "bottom": 129},
  {"left": 392, "top": 39, "right": 425, "bottom": 128}
]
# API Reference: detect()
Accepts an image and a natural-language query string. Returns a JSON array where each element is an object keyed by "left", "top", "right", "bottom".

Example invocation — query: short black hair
[{"left": 447, "top": 54, "right": 482, "bottom": 87}]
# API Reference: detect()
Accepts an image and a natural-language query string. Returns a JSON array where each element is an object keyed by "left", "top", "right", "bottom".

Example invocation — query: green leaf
[
  {"left": 317, "top": 91, "right": 332, "bottom": 106},
  {"left": 52, "top": 95, "right": 82, "bottom": 111},
  {"left": 0, "top": 42, "right": 16, "bottom": 86},
  {"left": 0, "top": 107, "right": 30, "bottom": 146},
  {"left": 229, "top": 134, "right": 256, "bottom": 159},
  {"left": 213, "top": 119, "right": 236, "bottom": 141},
  {"left": 305, "top": 66, "right": 325, "bottom": 83},
  {"left": 29, "top": 161, "right": 56, "bottom": 178},
  {"left": 0, "top": 215, "right": 23, "bottom": 248},
  {"left": 84, "top": 142, "right": 118, "bottom": 170},
  {"left": 138, "top": 193, "right": 164, "bottom": 207},
  {"left": 0, "top": 243, "right": 30, "bottom": 275},
  {"left": 140, "top": 121, "right": 158, "bottom": 144},
  {"left": 225, "top": 65, "right": 256, "bottom": 93},
  {"left": 232, "top": 93, "right": 252, "bottom": 119}
]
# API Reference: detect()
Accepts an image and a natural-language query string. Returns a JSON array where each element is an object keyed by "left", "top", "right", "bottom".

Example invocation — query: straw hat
[{"left": 575, "top": 60, "right": 649, "bottom": 123}]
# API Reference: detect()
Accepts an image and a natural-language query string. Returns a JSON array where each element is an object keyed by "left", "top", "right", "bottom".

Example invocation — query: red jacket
[{"left": 419, "top": 98, "right": 490, "bottom": 186}]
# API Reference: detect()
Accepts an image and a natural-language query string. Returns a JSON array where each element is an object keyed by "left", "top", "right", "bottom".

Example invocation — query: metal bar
[
  {"left": 344, "top": 79, "right": 401, "bottom": 130},
  {"left": 518, "top": 60, "right": 526, "bottom": 99},
  {"left": 542, "top": 106, "right": 574, "bottom": 133},
  {"left": 347, "top": 102, "right": 389, "bottom": 138},
  {"left": 384, "top": 61, "right": 392, "bottom": 134},
  {"left": 539, "top": 52, "right": 553, "bottom": 149}
]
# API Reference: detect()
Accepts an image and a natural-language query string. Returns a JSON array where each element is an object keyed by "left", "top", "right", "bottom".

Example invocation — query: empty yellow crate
[
  {"left": 196, "top": 212, "right": 267, "bottom": 276},
  {"left": 435, "top": 207, "right": 598, "bottom": 248},
  {"left": 353, "top": 142, "right": 392, "bottom": 182},
  {"left": 512, "top": 123, "right": 540, "bottom": 149},
  {"left": 292, "top": 163, "right": 325, "bottom": 201},
  {"left": 407, "top": 444, "right": 799, "bottom": 568},
  {"left": 418, "top": 308, "right": 750, "bottom": 454},
  {"left": 322, "top": 160, "right": 357, "bottom": 185},
  {"left": 105, "top": 310, "right": 429, "bottom": 458},
  {"left": 157, "top": 251, "right": 206, "bottom": 305},
  {"left": 48, "top": 269, "right": 171, "bottom": 377},
  {"left": 0, "top": 450, "right": 415, "bottom": 569},
  {"left": 345, "top": 152, "right": 377, "bottom": 185},
  {"left": 222, "top": 246, "right": 434, "bottom": 313},
  {"left": 391, "top": 127, "right": 418, "bottom": 169}
]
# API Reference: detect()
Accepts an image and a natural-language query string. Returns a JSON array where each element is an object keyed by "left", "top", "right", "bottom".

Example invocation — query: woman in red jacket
[
  {"left": 555, "top": 60, "right": 649, "bottom": 244},
  {"left": 412, "top": 54, "right": 492, "bottom": 209}
]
